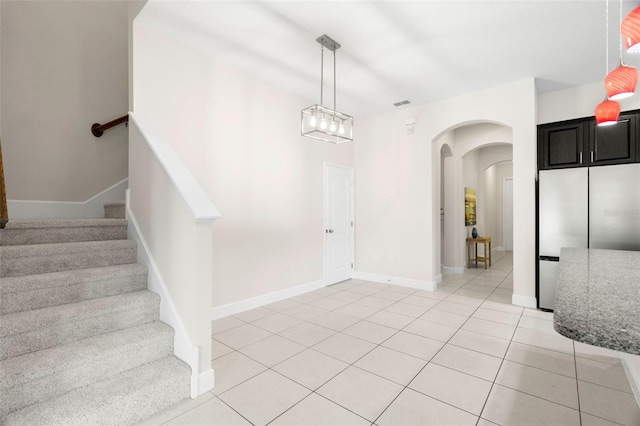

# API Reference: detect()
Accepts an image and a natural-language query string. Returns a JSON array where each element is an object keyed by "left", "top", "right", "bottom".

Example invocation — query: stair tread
[
  {"left": 0, "top": 239, "right": 135, "bottom": 258},
  {"left": 1, "top": 219, "right": 127, "bottom": 230},
  {"left": 5, "top": 356, "right": 190, "bottom": 426},
  {"left": 0, "top": 321, "right": 173, "bottom": 389},
  {"left": 0, "top": 290, "right": 159, "bottom": 338},
  {"left": 0, "top": 264, "right": 147, "bottom": 295}
]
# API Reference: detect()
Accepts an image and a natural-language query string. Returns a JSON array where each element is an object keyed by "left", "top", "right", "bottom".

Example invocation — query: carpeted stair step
[
  {"left": 0, "top": 264, "right": 147, "bottom": 315},
  {"left": 0, "top": 240, "right": 136, "bottom": 278},
  {"left": 0, "top": 290, "right": 159, "bottom": 360},
  {"left": 0, "top": 219, "right": 127, "bottom": 246},
  {"left": 0, "top": 321, "right": 177, "bottom": 419},
  {"left": 104, "top": 201, "right": 126, "bottom": 219},
  {"left": 4, "top": 355, "right": 190, "bottom": 426}
]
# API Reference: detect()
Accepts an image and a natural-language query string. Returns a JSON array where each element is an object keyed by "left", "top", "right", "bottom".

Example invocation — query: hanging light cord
[
  {"left": 619, "top": 0, "right": 623, "bottom": 60},
  {"left": 333, "top": 49, "right": 337, "bottom": 111},
  {"left": 606, "top": 0, "right": 609, "bottom": 75},
  {"left": 320, "top": 46, "right": 324, "bottom": 107}
]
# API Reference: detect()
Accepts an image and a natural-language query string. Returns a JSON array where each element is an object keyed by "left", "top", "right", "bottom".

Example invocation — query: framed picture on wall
[{"left": 465, "top": 187, "right": 476, "bottom": 226}]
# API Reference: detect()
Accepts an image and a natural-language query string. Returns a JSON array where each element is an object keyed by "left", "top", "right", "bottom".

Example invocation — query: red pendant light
[
  {"left": 621, "top": 6, "right": 640, "bottom": 53},
  {"left": 605, "top": 59, "right": 639, "bottom": 100},
  {"left": 595, "top": 98, "right": 620, "bottom": 126}
]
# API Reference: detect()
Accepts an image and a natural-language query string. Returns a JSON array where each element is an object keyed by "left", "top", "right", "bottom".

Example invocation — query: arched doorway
[{"left": 433, "top": 123, "right": 513, "bottom": 279}]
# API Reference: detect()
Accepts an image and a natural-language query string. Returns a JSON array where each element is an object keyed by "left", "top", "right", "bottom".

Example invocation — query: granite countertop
[{"left": 554, "top": 248, "right": 640, "bottom": 355}]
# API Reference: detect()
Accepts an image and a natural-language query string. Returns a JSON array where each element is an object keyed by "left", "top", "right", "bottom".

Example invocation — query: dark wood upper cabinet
[
  {"left": 588, "top": 113, "right": 638, "bottom": 165},
  {"left": 538, "top": 121, "right": 587, "bottom": 169},
  {"left": 538, "top": 110, "right": 640, "bottom": 170}
]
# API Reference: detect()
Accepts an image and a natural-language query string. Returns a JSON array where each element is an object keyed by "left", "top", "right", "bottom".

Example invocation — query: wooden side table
[{"left": 466, "top": 237, "right": 492, "bottom": 269}]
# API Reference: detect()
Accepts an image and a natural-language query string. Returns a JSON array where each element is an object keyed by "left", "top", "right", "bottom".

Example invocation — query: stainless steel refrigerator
[{"left": 538, "top": 163, "right": 640, "bottom": 310}]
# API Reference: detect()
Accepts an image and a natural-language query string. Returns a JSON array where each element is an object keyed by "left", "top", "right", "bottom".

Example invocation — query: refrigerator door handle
[
  {"left": 539, "top": 256, "right": 560, "bottom": 262},
  {"left": 579, "top": 152, "right": 582, "bottom": 164}
]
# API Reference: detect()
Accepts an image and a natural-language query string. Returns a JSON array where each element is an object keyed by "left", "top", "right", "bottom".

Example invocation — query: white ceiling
[{"left": 139, "top": 0, "right": 638, "bottom": 118}]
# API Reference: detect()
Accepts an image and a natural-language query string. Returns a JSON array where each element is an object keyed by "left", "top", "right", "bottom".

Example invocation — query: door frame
[
  {"left": 503, "top": 177, "right": 514, "bottom": 251},
  {"left": 323, "top": 161, "right": 355, "bottom": 286}
]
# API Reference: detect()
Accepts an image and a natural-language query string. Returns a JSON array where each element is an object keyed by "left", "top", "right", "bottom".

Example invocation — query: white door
[
  {"left": 503, "top": 178, "right": 513, "bottom": 251},
  {"left": 324, "top": 163, "right": 354, "bottom": 285}
]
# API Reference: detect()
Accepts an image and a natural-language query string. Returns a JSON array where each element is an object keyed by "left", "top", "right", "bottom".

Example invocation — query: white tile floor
[{"left": 141, "top": 252, "right": 640, "bottom": 426}]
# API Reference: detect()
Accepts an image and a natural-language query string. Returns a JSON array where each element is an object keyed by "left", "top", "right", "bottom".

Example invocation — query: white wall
[
  {"left": 478, "top": 144, "right": 513, "bottom": 174},
  {"left": 356, "top": 79, "right": 536, "bottom": 305},
  {"left": 439, "top": 136, "right": 455, "bottom": 273},
  {"left": 133, "top": 20, "right": 354, "bottom": 309},
  {"left": 463, "top": 145, "right": 513, "bottom": 250},
  {"left": 128, "top": 1, "right": 147, "bottom": 110},
  {"left": 355, "top": 107, "right": 434, "bottom": 281},
  {"left": 484, "top": 164, "right": 497, "bottom": 246},
  {"left": 477, "top": 144, "right": 513, "bottom": 250},
  {"left": 494, "top": 162, "right": 513, "bottom": 250},
  {"left": 538, "top": 80, "right": 640, "bottom": 124},
  {"left": 483, "top": 161, "right": 514, "bottom": 250},
  {"left": 1, "top": 1, "right": 129, "bottom": 203}
]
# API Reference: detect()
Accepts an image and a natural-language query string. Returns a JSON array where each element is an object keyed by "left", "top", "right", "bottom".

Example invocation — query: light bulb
[
  {"left": 319, "top": 114, "right": 328, "bottom": 130},
  {"left": 309, "top": 114, "right": 316, "bottom": 127},
  {"left": 329, "top": 119, "right": 337, "bottom": 133},
  {"left": 338, "top": 121, "right": 345, "bottom": 135}
]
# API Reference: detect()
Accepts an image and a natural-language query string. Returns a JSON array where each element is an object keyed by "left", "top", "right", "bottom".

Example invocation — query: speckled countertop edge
[{"left": 554, "top": 248, "right": 640, "bottom": 355}]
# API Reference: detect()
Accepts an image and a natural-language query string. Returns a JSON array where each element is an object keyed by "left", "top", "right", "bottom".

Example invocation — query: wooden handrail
[
  {"left": 91, "top": 114, "right": 129, "bottom": 137},
  {"left": 0, "top": 137, "right": 8, "bottom": 229}
]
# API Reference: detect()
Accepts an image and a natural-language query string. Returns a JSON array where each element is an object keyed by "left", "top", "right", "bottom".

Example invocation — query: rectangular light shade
[{"left": 301, "top": 104, "right": 353, "bottom": 144}]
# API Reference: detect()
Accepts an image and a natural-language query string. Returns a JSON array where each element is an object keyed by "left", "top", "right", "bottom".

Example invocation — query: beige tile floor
[{"left": 141, "top": 252, "right": 640, "bottom": 426}]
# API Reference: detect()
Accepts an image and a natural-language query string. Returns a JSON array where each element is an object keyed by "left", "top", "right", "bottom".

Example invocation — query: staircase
[{"left": 0, "top": 201, "right": 191, "bottom": 425}]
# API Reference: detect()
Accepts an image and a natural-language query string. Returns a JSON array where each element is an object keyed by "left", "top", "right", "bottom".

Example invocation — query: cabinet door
[
  {"left": 588, "top": 113, "right": 638, "bottom": 165},
  {"left": 538, "top": 122, "right": 587, "bottom": 169}
]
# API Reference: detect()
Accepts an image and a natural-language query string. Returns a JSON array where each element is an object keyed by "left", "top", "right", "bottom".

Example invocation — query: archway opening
[{"left": 433, "top": 123, "right": 513, "bottom": 290}]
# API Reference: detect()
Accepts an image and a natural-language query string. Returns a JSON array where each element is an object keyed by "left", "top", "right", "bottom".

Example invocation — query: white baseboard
[
  {"left": 621, "top": 355, "right": 640, "bottom": 407},
  {"left": 493, "top": 246, "right": 505, "bottom": 252},
  {"left": 211, "top": 278, "right": 326, "bottom": 320},
  {"left": 197, "top": 368, "right": 215, "bottom": 397},
  {"left": 512, "top": 294, "right": 537, "bottom": 308},
  {"left": 352, "top": 271, "right": 437, "bottom": 291},
  {"left": 442, "top": 266, "right": 465, "bottom": 275},
  {"left": 8, "top": 178, "right": 128, "bottom": 219},
  {"left": 126, "top": 194, "right": 207, "bottom": 396},
  {"left": 83, "top": 179, "right": 129, "bottom": 218}
]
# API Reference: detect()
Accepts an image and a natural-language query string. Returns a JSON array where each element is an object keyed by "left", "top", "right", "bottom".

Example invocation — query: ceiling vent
[{"left": 393, "top": 100, "right": 411, "bottom": 107}]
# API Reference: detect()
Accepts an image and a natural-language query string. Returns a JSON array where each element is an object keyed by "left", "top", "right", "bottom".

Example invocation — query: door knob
[{"left": 326, "top": 229, "right": 334, "bottom": 233}]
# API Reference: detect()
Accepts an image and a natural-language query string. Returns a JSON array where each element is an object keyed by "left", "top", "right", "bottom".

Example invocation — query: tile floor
[{"left": 141, "top": 252, "right": 640, "bottom": 426}]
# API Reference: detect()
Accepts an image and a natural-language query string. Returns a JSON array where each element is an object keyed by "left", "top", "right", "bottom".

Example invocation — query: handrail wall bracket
[{"left": 92, "top": 114, "right": 129, "bottom": 137}]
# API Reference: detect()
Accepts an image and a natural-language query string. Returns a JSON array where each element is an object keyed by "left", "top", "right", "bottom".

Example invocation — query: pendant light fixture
[
  {"left": 605, "top": 0, "right": 638, "bottom": 100},
  {"left": 621, "top": 6, "right": 640, "bottom": 53},
  {"left": 595, "top": 97, "right": 621, "bottom": 126},
  {"left": 301, "top": 34, "right": 353, "bottom": 144},
  {"left": 596, "top": 0, "right": 621, "bottom": 126},
  {"left": 605, "top": 59, "right": 638, "bottom": 100}
]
